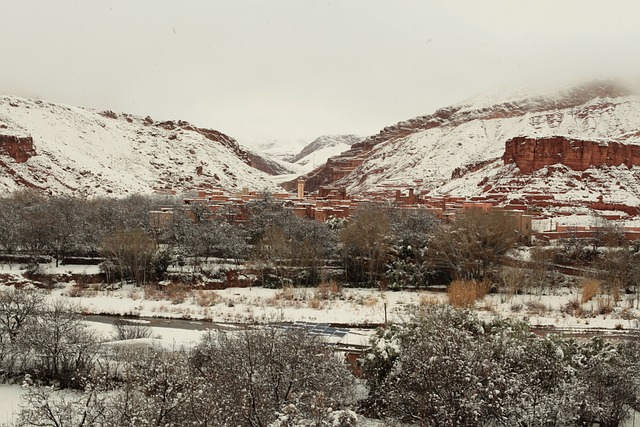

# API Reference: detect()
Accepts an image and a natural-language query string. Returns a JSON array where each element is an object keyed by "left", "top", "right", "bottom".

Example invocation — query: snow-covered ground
[
  {"left": 2, "top": 260, "right": 640, "bottom": 426},
  {"left": 0, "top": 385, "right": 23, "bottom": 426},
  {"left": 2, "top": 261, "right": 639, "bottom": 338}
]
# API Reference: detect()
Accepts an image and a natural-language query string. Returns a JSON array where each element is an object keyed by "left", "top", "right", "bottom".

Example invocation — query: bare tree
[
  {"left": 18, "top": 299, "right": 101, "bottom": 388},
  {"left": 251, "top": 225, "right": 292, "bottom": 284},
  {"left": 0, "top": 287, "right": 43, "bottom": 343},
  {"left": 101, "top": 228, "right": 156, "bottom": 285},
  {"left": 427, "top": 209, "right": 518, "bottom": 281},
  {"left": 45, "top": 196, "right": 81, "bottom": 267},
  {"left": 0, "top": 195, "right": 21, "bottom": 255},
  {"left": 339, "top": 205, "right": 392, "bottom": 285}
]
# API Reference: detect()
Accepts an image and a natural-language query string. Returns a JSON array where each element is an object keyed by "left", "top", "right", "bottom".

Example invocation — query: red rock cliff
[
  {"left": 0, "top": 134, "right": 36, "bottom": 163},
  {"left": 502, "top": 136, "right": 640, "bottom": 173}
]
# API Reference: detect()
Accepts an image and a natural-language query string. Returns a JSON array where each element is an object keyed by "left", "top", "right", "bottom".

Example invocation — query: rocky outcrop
[
  {"left": 451, "top": 158, "right": 499, "bottom": 179},
  {"left": 503, "top": 136, "right": 640, "bottom": 173},
  {"left": 0, "top": 134, "right": 35, "bottom": 163},
  {"left": 155, "top": 120, "right": 251, "bottom": 166}
]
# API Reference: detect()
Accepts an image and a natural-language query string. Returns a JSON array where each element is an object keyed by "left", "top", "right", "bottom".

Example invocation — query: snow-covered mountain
[
  {"left": 290, "top": 134, "right": 362, "bottom": 170},
  {"left": 0, "top": 96, "right": 279, "bottom": 197},
  {"left": 246, "top": 139, "right": 308, "bottom": 163},
  {"left": 246, "top": 149, "right": 300, "bottom": 176},
  {"left": 243, "top": 134, "right": 361, "bottom": 177},
  {"left": 297, "top": 80, "right": 640, "bottom": 214}
]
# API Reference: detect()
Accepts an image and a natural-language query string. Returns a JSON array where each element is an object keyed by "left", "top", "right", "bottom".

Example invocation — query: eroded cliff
[
  {"left": 0, "top": 133, "right": 36, "bottom": 163},
  {"left": 503, "top": 136, "right": 640, "bottom": 173}
]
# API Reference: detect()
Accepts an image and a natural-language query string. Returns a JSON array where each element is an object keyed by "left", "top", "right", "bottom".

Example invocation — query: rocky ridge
[{"left": 0, "top": 96, "right": 278, "bottom": 196}]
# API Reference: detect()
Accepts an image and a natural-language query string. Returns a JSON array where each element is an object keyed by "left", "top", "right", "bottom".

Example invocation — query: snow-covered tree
[
  {"left": 363, "top": 305, "right": 640, "bottom": 427},
  {"left": 191, "top": 325, "right": 355, "bottom": 426},
  {"left": 17, "top": 299, "right": 101, "bottom": 389}
]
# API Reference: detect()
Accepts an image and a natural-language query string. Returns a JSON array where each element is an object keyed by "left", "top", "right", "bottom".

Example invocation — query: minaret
[{"left": 297, "top": 178, "right": 305, "bottom": 199}]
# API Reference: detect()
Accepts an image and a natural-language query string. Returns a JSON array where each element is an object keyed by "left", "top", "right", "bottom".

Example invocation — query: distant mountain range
[
  {"left": 3, "top": 80, "right": 640, "bottom": 218},
  {"left": 245, "top": 135, "right": 362, "bottom": 177}
]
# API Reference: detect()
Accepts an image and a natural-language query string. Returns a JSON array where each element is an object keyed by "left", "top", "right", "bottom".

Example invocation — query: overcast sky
[{"left": 2, "top": 1, "right": 639, "bottom": 145}]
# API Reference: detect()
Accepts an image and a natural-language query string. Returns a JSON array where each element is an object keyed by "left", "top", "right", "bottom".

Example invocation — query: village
[{"left": 150, "top": 178, "right": 640, "bottom": 245}]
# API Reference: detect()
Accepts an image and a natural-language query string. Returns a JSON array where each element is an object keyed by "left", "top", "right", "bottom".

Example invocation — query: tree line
[
  {"left": 3, "top": 190, "right": 639, "bottom": 292},
  {"left": 0, "top": 190, "right": 524, "bottom": 287}
]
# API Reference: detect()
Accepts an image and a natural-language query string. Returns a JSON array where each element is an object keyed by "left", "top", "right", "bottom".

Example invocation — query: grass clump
[
  {"left": 447, "top": 280, "right": 490, "bottom": 308},
  {"left": 581, "top": 279, "right": 600, "bottom": 304}
]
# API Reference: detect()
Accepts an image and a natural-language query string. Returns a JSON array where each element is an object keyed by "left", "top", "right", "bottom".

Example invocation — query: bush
[
  {"left": 112, "top": 318, "right": 152, "bottom": 340},
  {"left": 581, "top": 278, "right": 600, "bottom": 303},
  {"left": 447, "top": 280, "right": 489, "bottom": 307}
]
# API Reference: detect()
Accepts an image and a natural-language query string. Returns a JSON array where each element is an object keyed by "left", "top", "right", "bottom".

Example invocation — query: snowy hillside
[
  {"left": 296, "top": 81, "right": 640, "bottom": 213},
  {"left": 349, "top": 82, "right": 640, "bottom": 192},
  {"left": 245, "top": 148, "right": 301, "bottom": 176},
  {"left": 0, "top": 96, "right": 279, "bottom": 197}
]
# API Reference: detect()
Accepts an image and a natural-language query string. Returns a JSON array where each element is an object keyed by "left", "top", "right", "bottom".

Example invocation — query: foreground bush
[
  {"left": 17, "top": 326, "right": 356, "bottom": 427},
  {"left": 362, "top": 305, "right": 640, "bottom": 427}
]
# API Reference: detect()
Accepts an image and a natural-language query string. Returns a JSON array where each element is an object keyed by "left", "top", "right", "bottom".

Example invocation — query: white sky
[{"left": 2, "top": 1, "right": 639, "bottom": 145}]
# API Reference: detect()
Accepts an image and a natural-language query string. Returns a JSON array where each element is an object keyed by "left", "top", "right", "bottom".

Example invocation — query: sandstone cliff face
[
  {"left": 503, "top": 136, "right": 640, "bottom": 173},
  {"left": 0, "top": 133, "right": 36, "bottom": 163}
]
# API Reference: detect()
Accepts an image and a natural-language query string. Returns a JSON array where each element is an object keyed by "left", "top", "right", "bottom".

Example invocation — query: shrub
[
  {"left": 195, "top": 290, "right": 218, "bottom": 307},
  {"left": 581, "top": 279, "right": 600, "bottom": 304},
  {"left": 563, "top": 297, "right": 584, "bottom": 317},
  {"left": 447, "top": 280, "right": 489, "bottom": 307},
  {"left": 308, "top": 297, "right": 322, "bottom": 309},
  {"left": 596, "top": 296, "right": 614, "bottom": 315},
  {"left": 316, "top": 280, "right": 342, "bottom": 300},
  {"left": 166, "top": 283, "right": 189, "bottom": 304},
  {"left": 112, "top": 318, "right": 152, "bottom": 340}
]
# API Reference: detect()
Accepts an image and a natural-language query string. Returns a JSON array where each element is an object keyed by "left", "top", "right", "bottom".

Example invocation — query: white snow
[
  {"left": 0, "top": 96, "right": 280, "bottom": 196},
  {"left": 3, "top": 259, "right": 640, "bottom": 425},
  {"left": 332, "top": 88, "right": 640, "bottom": 207}
]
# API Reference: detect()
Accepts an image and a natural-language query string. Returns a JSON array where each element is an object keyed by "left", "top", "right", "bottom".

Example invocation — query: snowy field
[{"left": 2, "top": 261, "right": 639, "bottom": 336}]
